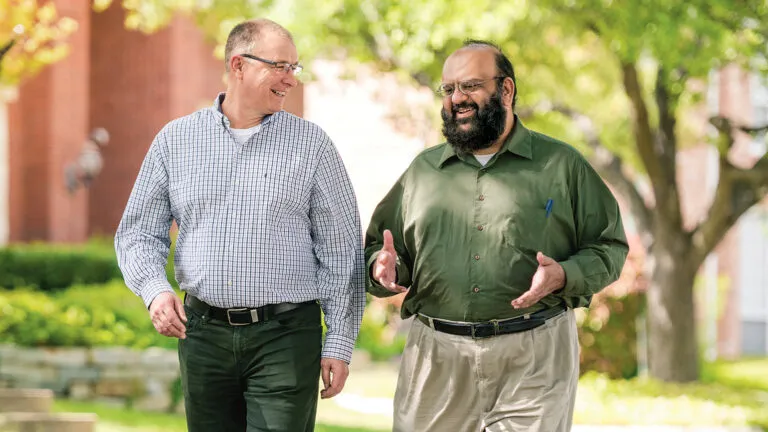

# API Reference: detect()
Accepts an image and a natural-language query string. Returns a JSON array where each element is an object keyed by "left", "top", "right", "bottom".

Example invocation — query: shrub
[
  {"left": 577, "top": 289, "right": 644, "bottom": 379},
  {"left": 0, "top": 243, "right": 121, "bottom": 291},
  {"left": 355, "top": 299, "right": 406, "bottom": 361},
  {"left": 0, "top": 282, "right": 177, "bottom": 349},
  {"left": 0, "top": 238, "right": 179, "bottom": 291}
]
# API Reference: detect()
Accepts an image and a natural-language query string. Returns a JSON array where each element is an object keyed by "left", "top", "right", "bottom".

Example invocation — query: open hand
[
  {"left": 372, "top": 229, "right": 407, "bottom": 293},
  {"left": 511, "top": 252, "right": 565, "bottom": 309}
]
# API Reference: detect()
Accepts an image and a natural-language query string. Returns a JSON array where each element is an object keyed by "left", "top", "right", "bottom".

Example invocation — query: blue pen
[{"left": 545, "top": 198, "right": 553, "bottom": 218}]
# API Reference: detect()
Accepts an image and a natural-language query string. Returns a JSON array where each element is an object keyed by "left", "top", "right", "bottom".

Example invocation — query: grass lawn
[{"left": 53, "top": 400, "right": 388, "bottom": 432}]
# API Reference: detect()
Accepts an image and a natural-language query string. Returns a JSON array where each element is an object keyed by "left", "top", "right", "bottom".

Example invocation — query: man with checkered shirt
[{"left": 115, "top": 19, "right": 365, "bottom": 432}]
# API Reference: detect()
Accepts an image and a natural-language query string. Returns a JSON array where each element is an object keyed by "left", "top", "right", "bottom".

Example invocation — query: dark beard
[{"left": 441, "top": 89, "right": 506, "bottom": 155}]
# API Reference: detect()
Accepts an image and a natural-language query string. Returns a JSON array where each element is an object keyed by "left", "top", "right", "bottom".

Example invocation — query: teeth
[{"left": 272, "top": 89, "right": 286, "bottom": 96}]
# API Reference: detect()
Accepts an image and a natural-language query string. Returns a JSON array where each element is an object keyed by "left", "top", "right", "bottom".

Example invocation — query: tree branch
[
  {"left": 691, "top": 122, "right": 768, "bottom": 262},
  {"left": 652, "top": 67, "right": 684, "bottom": 228},
  {"left": 520, "top": 102, "right": 654, "bottom": 246},
  {"left": 622, "top": 62, "right": 676, "bottom": 225}
]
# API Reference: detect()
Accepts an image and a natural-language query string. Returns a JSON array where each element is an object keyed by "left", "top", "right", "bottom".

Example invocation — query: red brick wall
[
  {"left": 8, "top": 0, "right": 306, "bottom": 242},
  {"left": 88, "top": 3, "right": 178, "bottom": 237},
  {"left": 8, "top": 0, "right": 91, "bottom": 243}
]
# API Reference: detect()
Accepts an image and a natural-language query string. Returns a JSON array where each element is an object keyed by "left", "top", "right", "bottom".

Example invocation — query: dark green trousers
[{"left": 178, "top": 302, "right": 322, "bottom": 432}]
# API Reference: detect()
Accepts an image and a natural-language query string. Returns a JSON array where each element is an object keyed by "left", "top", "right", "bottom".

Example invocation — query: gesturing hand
[
  {"left": 372, "top": 229, "right": 407, "bottom": 293},
  {"left": 511, "top": 252, "right": 565, "bottom": 309},
  {"left": 148, "top": 291, "right": 188, "bottom": 339}
]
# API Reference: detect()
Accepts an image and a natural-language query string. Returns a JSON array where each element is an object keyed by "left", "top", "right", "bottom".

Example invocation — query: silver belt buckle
[{"left": 226, "top": 307, "right": 257, "bottom": 326}]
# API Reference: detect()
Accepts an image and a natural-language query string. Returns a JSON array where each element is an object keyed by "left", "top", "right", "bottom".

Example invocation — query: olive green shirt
[{"left": 364, "top": 118, "right": 629, "bottom": 322}]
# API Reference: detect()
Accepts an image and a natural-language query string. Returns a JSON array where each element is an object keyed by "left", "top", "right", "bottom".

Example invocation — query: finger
[
  {"left": 382, "top": 229, "right": 396, "bottom": 255},
  {"left": 174, "top": 296, "right": 188, "bottom": 323},
  {"left": 323, "top": 368, "right": 348, "bottom": 399},
  {"left": 511, "top": 291, "right": 537, "bottom": 309},
  {"left": 321, "top": 363, "right": 331, "bottom": 391},
  {"left": 167, "top": 314, "right": 187, "bottom": 339},
  {"left": 537, "top": 252, "right": 554, "bottom": 266},
  {"left": 385, "top": 282, "right": 408, "bottom": 294}
]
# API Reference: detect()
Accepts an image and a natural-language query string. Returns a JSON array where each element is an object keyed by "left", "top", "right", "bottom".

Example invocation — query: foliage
[
  {"left": 0, "top": 0, "right": 78, "bottom": 87},
  {"left": 0, "top": 242, "right": 121, "bottom": 291},
  {"left": 0, "top": 282, "right": 178, "bottom": 349},
  {"left": 355, "top": 298, "right": 406, "bottom": 362},
  {"left": 576, "top": 289, "right": 644, "bottom": 379}
]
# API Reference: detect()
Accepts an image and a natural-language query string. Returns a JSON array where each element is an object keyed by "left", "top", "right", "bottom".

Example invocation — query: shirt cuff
[
  {"left": 322, "top": 333, "right": 355, "bottom": 364},
  {"left": 140, "top": 278, "right": 175, "bottom": 309},
  {"left": 558, "top": 259, "right": 583, "bottom": 297}
]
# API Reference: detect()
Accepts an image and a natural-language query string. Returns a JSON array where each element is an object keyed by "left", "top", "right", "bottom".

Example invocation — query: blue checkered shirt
[{"left": 115, "top": 94, "right": 366, "bottom": 363}]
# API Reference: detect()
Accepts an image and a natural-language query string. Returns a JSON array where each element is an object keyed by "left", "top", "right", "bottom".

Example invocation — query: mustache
[{"left": 451, "top": 102, "right": 478, "bottom": 115}]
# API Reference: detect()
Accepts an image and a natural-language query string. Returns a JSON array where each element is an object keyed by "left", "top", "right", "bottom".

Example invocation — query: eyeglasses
[
  {"left": 240, "top": 53, "right": 303, "bottom": 76},
  {"left": 436, "top": 76, "right": 506, "bottom": 97}
]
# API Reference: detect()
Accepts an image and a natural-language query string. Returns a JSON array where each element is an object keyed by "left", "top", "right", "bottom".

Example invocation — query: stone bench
[
  {"left": 0, "top": 389, "right": 53, "bottom": 413},
  {"left": 0, "top": 412, "right": 97, "bottom": 432}
]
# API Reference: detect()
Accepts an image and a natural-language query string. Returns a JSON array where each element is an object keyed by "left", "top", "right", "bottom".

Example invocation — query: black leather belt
[
  {"left": 417, "top": 304, "right": 567, "bottom": 339},
  {"left": 184, "top": 295, "right": 316, "bottom": 326}
]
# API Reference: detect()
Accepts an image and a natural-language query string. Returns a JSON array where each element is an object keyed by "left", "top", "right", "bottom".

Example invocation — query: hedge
[{"left": 0, "top": 241, "right": 177, "bottom": 291}]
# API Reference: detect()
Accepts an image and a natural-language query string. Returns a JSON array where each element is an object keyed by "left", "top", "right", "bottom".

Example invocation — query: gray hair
[{"left": 224, "top": 19, "right": 294, "bottom": 71}]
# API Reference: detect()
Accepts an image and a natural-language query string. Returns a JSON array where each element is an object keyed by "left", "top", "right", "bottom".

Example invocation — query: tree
[
  {"left": 0, "top": 0, "right": 78, "bottom": 87},
  {"left": 267, "top": 0, "right": 768, "bottom": 382}
]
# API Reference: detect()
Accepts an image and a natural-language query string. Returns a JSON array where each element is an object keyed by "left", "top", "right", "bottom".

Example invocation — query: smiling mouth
[
  {"left": 453, "top": 104, "right": 477, "bottom": 118},
  {"left": 271, "top": 89, "right": 286, "bottom": 97}
]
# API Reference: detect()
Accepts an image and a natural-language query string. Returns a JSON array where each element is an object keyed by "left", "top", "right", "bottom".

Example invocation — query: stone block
[
  {"left": 40, "top": 349, "right": 88, "bottom": 368},
  {"left": 100, "top": 367, "right": 143, "bottom": 380},
  {"left": 0, "top": 389, "right": 53, "bottom": 413},
  {"left": 93, "top": 378, "right": 145, "bottom": 398},
  {"left": 67, "top": 381, "right": 93, "bottom": 400},
  {"left": 0, "top": 412, "right": 97, "bottom": 432},
  {"left": 0, "top": 365, "right": 56, "bottom": 385},
  {"left": 90, "top": 347, "right": 141, "bottom": 367},
  {"left": 141, "top": 348, "right": 178, "bottom": 369}
]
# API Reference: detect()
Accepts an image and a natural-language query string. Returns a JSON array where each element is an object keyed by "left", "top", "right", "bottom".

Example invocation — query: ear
[
  {"left": 502, "top": 78, "right": 515, "bottom": 108},
  {"left": 230, "top": 56, "right": 245, "bottom": 77}
]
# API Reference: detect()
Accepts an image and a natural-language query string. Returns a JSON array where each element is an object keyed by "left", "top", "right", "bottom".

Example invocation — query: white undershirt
[
  {"left": 474, "top": 152, "right": 496, "bottom": 166},
  {"left": 230, "top": 124, "right": 262, "bottom": 145}
]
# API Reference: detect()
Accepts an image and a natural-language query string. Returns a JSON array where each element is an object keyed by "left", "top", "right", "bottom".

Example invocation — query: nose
[
  {"left": 450, "top": 88, "right": 468, "bottom": 105},
  {"left": 282, "top": 71, "right": 298, "bottom": 88}
]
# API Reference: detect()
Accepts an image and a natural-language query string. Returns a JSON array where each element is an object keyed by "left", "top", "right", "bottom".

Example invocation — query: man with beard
[{"left": 364, "top": 40, "right": 628, "bottom": 432}]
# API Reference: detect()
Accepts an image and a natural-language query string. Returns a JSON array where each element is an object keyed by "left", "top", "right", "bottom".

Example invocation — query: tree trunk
[{"left": 646, "top": 237, "right": 701, "bottom": 382}]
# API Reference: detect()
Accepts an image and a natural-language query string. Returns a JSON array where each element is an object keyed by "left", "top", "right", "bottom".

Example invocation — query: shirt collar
[
  {"left": 211, "top": 92, "right": 276, "bottom": 128},
  {"left": 438, "top": 115, "right": 534, "bottom": 168}
]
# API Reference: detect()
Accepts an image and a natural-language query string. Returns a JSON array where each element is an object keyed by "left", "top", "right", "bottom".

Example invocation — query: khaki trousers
[{"left": 394, "top": 309, "right": 579, "bottom": 432}]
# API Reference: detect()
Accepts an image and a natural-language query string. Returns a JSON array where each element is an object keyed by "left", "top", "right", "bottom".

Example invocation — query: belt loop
[{"left": 427, "top": 316, "right": 435, "bottom": 330}]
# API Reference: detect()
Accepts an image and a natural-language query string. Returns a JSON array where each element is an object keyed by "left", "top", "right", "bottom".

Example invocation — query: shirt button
[
  {"left": 474, "top": 254, "right": 480, "bottom": 260},
  {"left": 477, "top": 225, "right": 484, "bottom": 231},
  {"left": 473, "top": 287, "right": 480, "bottom": 293},
  {"left": 227, "top": 281, "right": 232, "bottom": 286},
  {"left": 478, "top": 195, "right": 485, "bottom": 201}
]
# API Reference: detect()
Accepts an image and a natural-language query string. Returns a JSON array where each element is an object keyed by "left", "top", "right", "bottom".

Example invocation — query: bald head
[
  {"left": 224, "top": 19, "right": 294, "bottom": 72},
  {"left": 445, "top": 39, "right": 518, "bottom": 109}
]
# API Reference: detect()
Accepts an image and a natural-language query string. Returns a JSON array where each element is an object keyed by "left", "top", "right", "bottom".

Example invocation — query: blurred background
[{"left": 0, "top": 0, "right": 767, "bottom": 431}]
